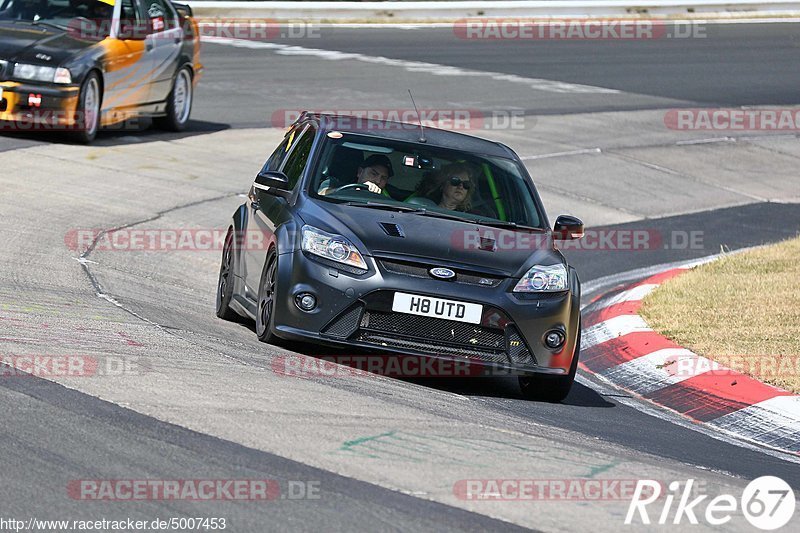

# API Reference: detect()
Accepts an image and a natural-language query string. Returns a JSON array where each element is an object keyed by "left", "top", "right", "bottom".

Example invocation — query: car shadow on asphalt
[{"left": 0, "top": 119, "right": 230, "bottom": 148}]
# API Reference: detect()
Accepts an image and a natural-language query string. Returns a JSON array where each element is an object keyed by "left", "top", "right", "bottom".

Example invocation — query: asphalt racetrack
[{"left": 1, "top": 22, "right": 799, "bottom": 532}]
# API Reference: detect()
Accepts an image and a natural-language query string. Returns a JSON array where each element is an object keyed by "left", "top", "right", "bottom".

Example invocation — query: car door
[
  {"left": 97, "top": 0, "right": 152, "bottom": 122},
  {"left": 244, "top": 124, "right": 316, "bottom": 294},
  {"left": 142, "top": 0, "right": 182, "bottom": 103}
]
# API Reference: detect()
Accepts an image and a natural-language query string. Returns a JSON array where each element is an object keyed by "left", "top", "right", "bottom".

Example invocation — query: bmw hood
[
  {"left": 300, "top": 198, "right": 563, "bottom": 278},
  {"left": 0, "top": 22, "right": 96, "bottom": 67}
]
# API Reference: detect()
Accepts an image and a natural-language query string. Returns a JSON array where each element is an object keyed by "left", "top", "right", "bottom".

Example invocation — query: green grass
[{"left": 640, "top": 236, "right": 800, "bottom": 394}]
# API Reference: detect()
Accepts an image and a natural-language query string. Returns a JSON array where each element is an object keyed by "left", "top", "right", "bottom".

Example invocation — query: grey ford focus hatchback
[{"left": 216, "top": 112, "right": 585, "bottom": 402}]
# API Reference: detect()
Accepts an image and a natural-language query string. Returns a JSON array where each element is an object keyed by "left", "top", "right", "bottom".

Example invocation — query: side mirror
[
  {"left": 254, "top": 170, "right": 291, "bottom": 197},
  {"left": 553, "top": 215, "right": 584, "bottom": 240}
]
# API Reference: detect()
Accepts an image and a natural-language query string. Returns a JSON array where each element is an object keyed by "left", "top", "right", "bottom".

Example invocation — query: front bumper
[
  {"left": 271, "top": 250, "right": 580, "bottom": 376},
  {"left": 0, "top": 81, "right": 80, "bottom": 130}
]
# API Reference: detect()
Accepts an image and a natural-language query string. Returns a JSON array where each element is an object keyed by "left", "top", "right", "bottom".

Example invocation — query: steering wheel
[{"left": 336, "top": 183, "right": 373, "bottom": 193}]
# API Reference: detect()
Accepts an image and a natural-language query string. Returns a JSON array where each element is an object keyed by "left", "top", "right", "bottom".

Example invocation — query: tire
[
  {"left": 155, "top": 66, "right": 192, "bottom": 132},
  {"left": 215, "top": 227, "right": 239, "bottom": 321},
  {"left": 518, "top": 323, "right": 581, "bottom": 403},
  {"left": 69, "top": 72, "right": 101, "bottom": 144},
  {"left": 255, "top": 251, "right": 279, "bottom": 343}
]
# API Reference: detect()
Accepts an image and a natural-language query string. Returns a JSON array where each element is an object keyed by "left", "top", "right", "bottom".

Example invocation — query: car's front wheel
[
  {"left": 156, "top": 66, "right": 192, "bottom": 132},
  {"left": 69, "top": 72, "right": 101, "bottom": 144},
  {"left": 255, "top": 252, "right": 279, "bottom": 343},
  {"left": 519, "top": 323, "right": 581, "bottom": 403},
  {"left": 215, "top": 227, "right": 239, "bottom": 321}
]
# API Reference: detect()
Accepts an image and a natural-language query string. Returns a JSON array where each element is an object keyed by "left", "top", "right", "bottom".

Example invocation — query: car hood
[
  {"left": 299, "top": 198, "right": 563, "bottom": 278},
  {"left": 0, "top": 22, "right": 95, "bottom": 66}
]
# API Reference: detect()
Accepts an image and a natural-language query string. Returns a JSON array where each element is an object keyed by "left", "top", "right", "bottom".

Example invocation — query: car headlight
[
  {"left": 13, "top": 63, "right": 72, "bottom": 84},
  {"left": 301, "top": 225, "right": 367, "bottom": 270},
  {"left": 513, "top": 263, "right": 568, "bottom": 292}
]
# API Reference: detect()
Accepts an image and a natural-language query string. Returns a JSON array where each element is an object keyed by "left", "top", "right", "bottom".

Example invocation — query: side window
[
  {"left": 146, "top": 0, "right": 177, "bottom": 32},
  {"left": 119, "top": 0, "right": 142, "bottom": 37},
  {"left": 260, "top": 131, "right": 295, "bottom": 174},
  {"left": 279, "top": 127, "right": 316, "bottom": 190}
]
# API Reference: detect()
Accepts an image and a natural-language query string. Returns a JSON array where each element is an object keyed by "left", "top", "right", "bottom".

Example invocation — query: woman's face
[{"left": 441, "top": 171, "right": 471, "bottom": 207}]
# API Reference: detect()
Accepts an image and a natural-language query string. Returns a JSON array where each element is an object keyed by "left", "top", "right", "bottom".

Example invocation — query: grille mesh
[
  {"left": 355, "top": 332, "right": 509, "bottom": 364},
  {"left": 361, "top": 311, "right": 504, "bottom": 349},
  {"left": 321, "top": 304, "right": 363, "bottom": 338}
]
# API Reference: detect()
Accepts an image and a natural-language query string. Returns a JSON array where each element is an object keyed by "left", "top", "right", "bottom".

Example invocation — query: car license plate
[{"left": 392, "top": 292, "right": 482, "bottom": 324}]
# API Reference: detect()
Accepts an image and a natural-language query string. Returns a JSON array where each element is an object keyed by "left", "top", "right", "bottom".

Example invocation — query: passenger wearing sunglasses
[{"left": 415, "top": 162, "right": 476, "bottom": 212}]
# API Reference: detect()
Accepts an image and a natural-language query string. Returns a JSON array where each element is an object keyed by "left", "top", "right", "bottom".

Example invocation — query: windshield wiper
[
  {"left": 413, "top": 211, "right": 543, "bottom": 231},
  {"left": 412, "top": 210, "right": 476, "bottom": 223},
  {"left": 343, "top": 201, "right": 426, "bottom": 213},
  {"left": 475, "top": 219, "right": 543, "bottom": 231},
  {"left": 30, "top": 20, "right": 69, "bottom": 31}
]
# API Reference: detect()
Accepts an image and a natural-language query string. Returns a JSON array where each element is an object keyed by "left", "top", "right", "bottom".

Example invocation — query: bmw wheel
[
  {"left": 156, "top": 66, "right": 192, "bottom": 132},
  {"left": 70, "top": 72, "right": 101, "bottom": 144}
]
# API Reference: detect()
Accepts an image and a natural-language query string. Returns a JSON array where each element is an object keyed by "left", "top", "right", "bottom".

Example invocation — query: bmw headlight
[
  {"left": 301, "top": 225, "right": 367, "bottom": 270},
  {"left": 13, "top": 63, "right": 72, "bottom": 84},
  {"left": 513, "top": 263, "right": 568, "bottom": 292}
]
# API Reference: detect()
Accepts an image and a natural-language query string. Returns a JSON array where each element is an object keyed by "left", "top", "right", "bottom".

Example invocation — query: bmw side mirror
[
  {"left": 254, "top": 170, "right": 291, "bottom": 197},
  {"left": 553, "top": 215, "right": 584, "bottom": 240}
]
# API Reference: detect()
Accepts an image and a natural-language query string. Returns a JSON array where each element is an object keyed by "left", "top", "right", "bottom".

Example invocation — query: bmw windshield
[
  {"left": 0, "top": 0, "right": 113, "bottom": 34},
  {"left": 309, "top": 132, "right": 546, "bottom": 230}
]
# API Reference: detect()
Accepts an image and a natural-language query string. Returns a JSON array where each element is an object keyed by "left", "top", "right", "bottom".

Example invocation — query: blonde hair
[{"left": 417, "top": 162, "right": 476, "bottom": 212}]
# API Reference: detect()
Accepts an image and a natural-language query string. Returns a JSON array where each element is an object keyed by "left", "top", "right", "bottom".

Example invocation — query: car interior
[{"left": 315, "top": 137, "right": 543, "bottom": 228}]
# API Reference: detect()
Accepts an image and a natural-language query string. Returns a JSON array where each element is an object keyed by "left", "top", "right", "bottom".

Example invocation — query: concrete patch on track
[{"left": 1, "top": 119, "right": 798, "bottom": 529}]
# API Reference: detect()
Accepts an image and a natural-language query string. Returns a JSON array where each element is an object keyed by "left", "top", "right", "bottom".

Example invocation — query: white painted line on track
[
  {"left": 594, "top": 283, "right": 658, "bottom": 309},
  {"left": 520, "top": 147, "right": 602, "bottom": 160},
  {"left": 600, "top": 348, "right": 710, "bottom": 395},
  {"left": 581, "top": 314, "right": 651, "bottom": 349},
  {"left": 202, "top": 36, "right": 621, "bottom": 94}
]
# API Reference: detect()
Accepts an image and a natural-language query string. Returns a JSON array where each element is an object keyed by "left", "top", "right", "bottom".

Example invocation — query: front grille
[
  {"left": 356, "top": 310, "right": 514, "bottom": 364},
  {"left": 319, "top": 292, "right": 536, "bottom": 367},
  {"left": 361, "top": 311, "right": 505, "bottom": 350},
  {"left": 379, "top": 259, "right": 503, "bottom": 288},
  {"left": 355, "top": 332, "right": 509, "bottom": 364}
]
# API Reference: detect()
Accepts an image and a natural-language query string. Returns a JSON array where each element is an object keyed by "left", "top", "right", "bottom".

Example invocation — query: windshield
[
  {"left": 310, "top": 132, "right": 545, "bottom": 229},
  {"left": 0, "top": 0, "right": 114, "bottom": 34}
]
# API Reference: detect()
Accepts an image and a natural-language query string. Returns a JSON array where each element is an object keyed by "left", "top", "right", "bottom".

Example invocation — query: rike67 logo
[{"left": 626, "top": 476, "right": 796, "bottom": 530}]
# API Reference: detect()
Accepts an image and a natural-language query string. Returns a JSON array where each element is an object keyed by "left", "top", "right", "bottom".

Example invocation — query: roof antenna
[{"left": 407, "top": 89, "right": 427, "bottom": 143}]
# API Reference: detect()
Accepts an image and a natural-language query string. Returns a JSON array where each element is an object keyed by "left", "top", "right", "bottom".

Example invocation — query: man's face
[{"left": 357, "top": 164, "right": 390, "bottom": 188}]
